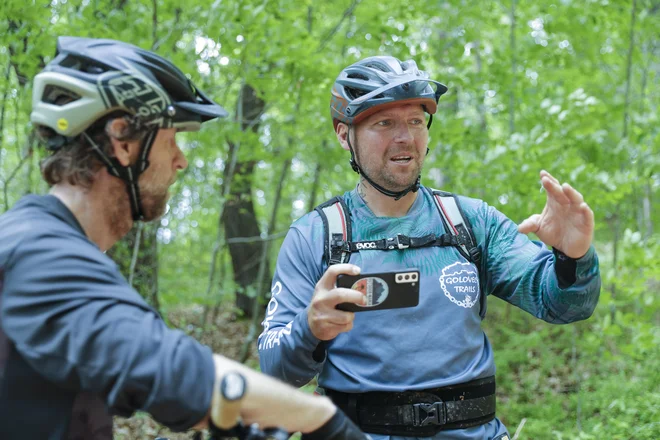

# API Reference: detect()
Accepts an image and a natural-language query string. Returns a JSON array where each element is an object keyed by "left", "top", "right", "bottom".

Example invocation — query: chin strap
[
  {"left": 346, "top": 125, "right": 422, "bottom": 201},
  {"left": 82, "top": 128, "right": 158, "bottom": 221}
]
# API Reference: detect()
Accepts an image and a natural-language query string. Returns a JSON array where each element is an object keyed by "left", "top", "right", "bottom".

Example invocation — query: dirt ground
[{"left": 113, "top": 307, "right": 257, "bottom": 440}]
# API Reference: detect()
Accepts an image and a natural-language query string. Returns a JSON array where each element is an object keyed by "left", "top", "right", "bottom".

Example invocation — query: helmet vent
[
  {"left": 59, "top": 55, "right": 107, "bottom": 74},
  {"left": 347, "top": 72, "right": 369, "bottom": 81},
  {"left": 364, "top": 62, "right": 388, "bottom": 72},
  {"left": 344, "top": 86, "right": 367, "bottom": 100},
  {"left": 42, "top": 85, "right": 81, "bottom": 105}
]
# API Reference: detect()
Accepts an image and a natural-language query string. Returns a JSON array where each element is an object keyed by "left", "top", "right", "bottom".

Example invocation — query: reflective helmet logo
[{"left": 57, "top": 118, "right": 69, "bottom": 131}]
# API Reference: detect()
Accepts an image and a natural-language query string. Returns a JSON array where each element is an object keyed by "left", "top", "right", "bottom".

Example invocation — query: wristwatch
[{"left": 220, "top": 371, "right": 247, "bottom": 401}]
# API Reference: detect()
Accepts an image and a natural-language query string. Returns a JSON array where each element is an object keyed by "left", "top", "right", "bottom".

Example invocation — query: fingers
[
  {"left": 317, "top": 264, "right": 360, "bottom": 291},
  {"left": 309, "top": 270, "right": 366, "bottom": 340},
  {"left": 308, "top": 298, "right": 357, "bottom": 341},
  {"left": 540, "top": 171, "right": 587, "bottom": 208},
  {"left": 518, "top": 213, "right": 542, "bottom": 234},
  {"left": 318, "top": 287, "right": 366, "bottom": 308},
  {"left": 540, "top": 169, "right": 560, "bottom": 185},
  {"left": 563, "top": 183, "right": 584, "bottom": 205},
  {"left": 541, "top": 175, "right": 570, "bottom": 205},
  {"left": 579, "top": 201, "right": 595, "bottom": 231}
]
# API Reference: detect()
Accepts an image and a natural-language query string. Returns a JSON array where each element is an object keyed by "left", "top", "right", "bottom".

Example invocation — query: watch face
[{"left": 221, "top": 372, "right": 246, "bottom": 401}]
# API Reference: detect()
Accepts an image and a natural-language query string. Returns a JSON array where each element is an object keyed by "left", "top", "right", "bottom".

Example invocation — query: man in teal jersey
[{"left": 258, "top": 56, "right": 601, "bottom": 440}]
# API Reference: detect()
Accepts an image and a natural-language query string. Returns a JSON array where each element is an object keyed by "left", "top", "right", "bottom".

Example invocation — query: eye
[
  {"left": 410, "top": 118, "right": 424, "bottom": 125},
  {"left": 377, "top": 119, "right": 392, "bottom": 127}
]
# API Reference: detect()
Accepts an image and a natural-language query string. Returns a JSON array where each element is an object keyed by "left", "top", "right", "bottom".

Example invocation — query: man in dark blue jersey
[
  {"left": 0, "top": 37, "right": 366, "bottom": 440},
  {"left": 258, "top": 56, "right": 601, "bottom": 440}
]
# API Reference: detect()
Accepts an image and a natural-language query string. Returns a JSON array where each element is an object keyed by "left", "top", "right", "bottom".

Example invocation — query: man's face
[
  {"left": 139, "top": 128, "right": 188, "bottom": 221},
  {"left": 343, "top": 104, "right": 429, "bottom": 192}
]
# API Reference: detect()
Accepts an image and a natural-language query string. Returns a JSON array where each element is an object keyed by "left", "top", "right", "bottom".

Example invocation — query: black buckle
[
  {"left": 468, "top": 246, "right": 482, "bottom": 263},
  {"left": 331, "top": 240, "right": 350, "bottom": 252},
  {"left": 388, "top": 234, "right": 410, "bottom": 250},
  {"left": 413, "top": 402, "right": 446, "bottom": 426}
]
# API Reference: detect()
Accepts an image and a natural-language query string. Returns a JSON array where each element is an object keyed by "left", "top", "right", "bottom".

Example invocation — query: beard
[
  {"left": 354, "top": 145, "right": 423, "bottom": 192},
  {"left": 139, "top": 178, "right": 171, "bottom": 222},
  {"left": 106, "top": 176, "right": 171, "bottom": 239}
]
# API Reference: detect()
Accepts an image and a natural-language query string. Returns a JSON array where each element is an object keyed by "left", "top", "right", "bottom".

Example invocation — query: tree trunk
[
  {"left": 509, "top": 0, "right": 517, "bottom": 136},
  {"left": 107, "top": 223, "right": 161, "bottom": 312},
  {"left": 306, "top": 161, "right": 323, "bottom": 212},
  {"left": 222, "top": 84, "right": 268, "bottom": 317}
]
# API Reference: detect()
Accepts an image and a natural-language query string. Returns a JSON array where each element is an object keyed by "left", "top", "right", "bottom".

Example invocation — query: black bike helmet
[
  {"left": 31, "top": 36, "right": 228, "bottom": 220},
  {"left": 330, "top": 56, "right": 448, "bottom": 200}
]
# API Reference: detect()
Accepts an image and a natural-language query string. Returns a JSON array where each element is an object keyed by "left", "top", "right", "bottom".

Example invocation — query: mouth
[{"left": 389, "top": 154, "right": 413, "bottom": 164}]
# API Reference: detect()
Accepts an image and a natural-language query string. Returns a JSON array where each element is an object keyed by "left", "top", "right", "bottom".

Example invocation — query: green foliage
[{"left": 1, "top": 0, "right": 659, "bottom": 437}]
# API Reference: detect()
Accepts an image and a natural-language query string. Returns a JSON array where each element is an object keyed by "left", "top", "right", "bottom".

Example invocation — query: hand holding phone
[
  {"left": 308, "top": 264, "right": 366, "bottom": 340},
  {"left": 335, "top": 269, "right": 420, "bottom": 312}
]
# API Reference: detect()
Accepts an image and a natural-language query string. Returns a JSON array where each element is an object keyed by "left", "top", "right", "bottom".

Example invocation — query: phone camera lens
[
  {"left": 412, "top": 274, "right": 417, "bottom": 281},
  {"left": 404, "top": 274, "right": 410, "bottom": 280}
]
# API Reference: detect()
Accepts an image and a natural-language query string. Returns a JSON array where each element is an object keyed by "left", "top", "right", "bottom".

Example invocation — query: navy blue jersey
[
  {"left": 258, "top": 186, "right": 601, "bottom": 440},
  {"left": 0, "top": 195, "right": 215, "bottom": 439}
]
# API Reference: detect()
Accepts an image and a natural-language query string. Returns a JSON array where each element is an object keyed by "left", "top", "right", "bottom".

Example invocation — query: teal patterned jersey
[{"left": 258, "top": 186, "right": 600, "bottom": 440}]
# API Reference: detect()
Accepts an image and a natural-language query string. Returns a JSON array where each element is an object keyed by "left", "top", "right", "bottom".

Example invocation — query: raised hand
[
  {"left": 308, "top": 264, "right": 366, "bottom": 341},
  {"left": 518, "top": 170, "right": 594, "bottom": 259}
]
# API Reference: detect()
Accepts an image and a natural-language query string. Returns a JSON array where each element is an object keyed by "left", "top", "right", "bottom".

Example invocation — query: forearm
[
  {"left": 258, "top": 310, "right": 324, "bottom": 386},
  {"left": 488, "top": 236, "right": 600, "bottom": 323},
  {"left": 209, "top": 354, "right": 335, "bottom": 433},
  {"left": 543, "top": 245, "right": 601, "bottom": 323}
]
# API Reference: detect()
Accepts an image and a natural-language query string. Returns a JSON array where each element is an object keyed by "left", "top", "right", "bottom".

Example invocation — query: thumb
[{"left": 518, "top": 214, "right": 542, "bottom": 234}]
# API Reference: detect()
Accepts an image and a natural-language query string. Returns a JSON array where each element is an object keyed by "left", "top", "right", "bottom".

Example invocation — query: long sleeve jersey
[
  {"left": 258, "top": 186, "right": 600, "bottom": 440},
  {"left": 0, "top": 195, "right": 215, "bottom": 439}
]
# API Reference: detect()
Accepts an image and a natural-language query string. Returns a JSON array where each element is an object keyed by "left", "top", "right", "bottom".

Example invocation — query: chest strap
[
  {"left": 323, "top": 376, "right": 496, "bottom": 437},
  {"left": 332, "top": 232, "right": 469, "bottom": 253}
]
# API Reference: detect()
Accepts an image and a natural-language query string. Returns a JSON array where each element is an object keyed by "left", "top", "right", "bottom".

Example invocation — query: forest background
[{"left": 1, "top": 0, "right": 659, "bottom": 438}]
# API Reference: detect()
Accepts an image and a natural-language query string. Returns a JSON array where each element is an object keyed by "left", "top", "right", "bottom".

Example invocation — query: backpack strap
[
  {"left": 426, "top": 187, "right": 482, "bottom": 265},
  {"left": 426, "top": 187, "right": 486, "bottom": 318},
  {"left": 315, "top": 196, "right": 352, "bottom": 265}
]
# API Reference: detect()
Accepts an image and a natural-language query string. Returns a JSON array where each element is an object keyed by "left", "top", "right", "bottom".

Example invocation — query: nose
[
  {"left": 174, "top": 142, "right": 188, "bottom": 170},
  {"left": 393, "top": 121, "right": 414, "bottom": 143}
]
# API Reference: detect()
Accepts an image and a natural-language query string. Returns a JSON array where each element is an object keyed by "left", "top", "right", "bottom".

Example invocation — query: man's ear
[
  {"left": 107, "top": 118, "right": 139, "bottom": 166},
  {"left": 336, "top": 122, "right": 351, "bottom": 152}
]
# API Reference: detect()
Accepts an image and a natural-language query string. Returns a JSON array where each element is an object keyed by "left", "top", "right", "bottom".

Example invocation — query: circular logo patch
[
  {"left": 57, "top": 118, "right": 69, "bottom": 131},
  {"left": 351, "top": 277, "right": 389, "bottom": 307},
  {"left": 439, "top": 262, "right": 480, "bottom": 309}
]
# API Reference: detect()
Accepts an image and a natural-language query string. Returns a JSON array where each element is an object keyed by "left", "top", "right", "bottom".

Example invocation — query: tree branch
[
  {"left": 152, "top": 0, "right": 158, "bottom": 50},
  {"left": 317, "top": 0, "right": 360, "bottom": 52},
  {"left": 622, "top": 0, "right": 637, "bottom": 139},
  {"left": 0, "top": 61, "right": 12, "bottom": 172},
  {"left": 3, "top": 148, "right": 33, "bottom": 212},
  {"left": 225, "top": 231, "right": 287, "bottom": 244},
  {"left": 128, "top": 222, "right": 144, "bottom": 287}
]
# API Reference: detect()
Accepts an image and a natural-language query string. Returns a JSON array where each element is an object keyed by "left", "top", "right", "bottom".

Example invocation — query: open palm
[{"left": 518, "top": 170, "right": 594, "bottom": 259}]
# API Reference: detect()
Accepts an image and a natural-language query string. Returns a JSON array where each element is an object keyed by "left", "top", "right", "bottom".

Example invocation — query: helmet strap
[
  {"left": 82, "top": 128, "right": 158, "bottom": 221},
  {"left": 346, "top": 126, "right": 421, "bottom": 201}
]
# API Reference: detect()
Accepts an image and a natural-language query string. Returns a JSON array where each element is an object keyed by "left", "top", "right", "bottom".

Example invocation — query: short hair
[{"left": 38, "top": 112, "right": 146, "bottom": 188}]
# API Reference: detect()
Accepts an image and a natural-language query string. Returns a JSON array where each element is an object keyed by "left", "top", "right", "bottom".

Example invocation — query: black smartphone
[{"left": 335, "top": 269, "right": 420, "bottom": 312}]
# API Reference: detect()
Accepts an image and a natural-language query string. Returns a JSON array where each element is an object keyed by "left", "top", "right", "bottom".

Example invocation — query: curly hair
[{"left": 38, "top": 113, "right": 147, "bottom": 188}]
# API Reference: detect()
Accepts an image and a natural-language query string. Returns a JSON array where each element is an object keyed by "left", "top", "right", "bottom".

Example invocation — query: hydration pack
[{"left": 315, "top": 186, "right": 487, "bottom": 318}]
